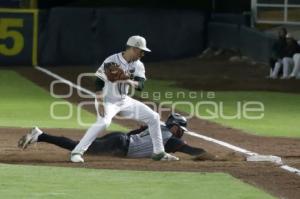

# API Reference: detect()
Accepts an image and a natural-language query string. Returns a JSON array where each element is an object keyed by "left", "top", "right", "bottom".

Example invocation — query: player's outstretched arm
[
  {"left": 178, "top": 145, "right": 222, "bottom": 161},
  {"left": 165, "top": 137, "right": 205, "bottom": 156},
  {"left": 177, "top": 144, "right": 206, "bottom": 156},
  {"left": 165, "top": 137, "right": 219, "bottom": 161}
]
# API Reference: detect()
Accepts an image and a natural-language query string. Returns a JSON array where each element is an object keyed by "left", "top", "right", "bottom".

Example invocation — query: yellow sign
[
  {"left": 0, "top": 9, "right": 38, "bottom": 66},
  {"left": 0, "top": 18, "right": 24, "bottom": 56}
]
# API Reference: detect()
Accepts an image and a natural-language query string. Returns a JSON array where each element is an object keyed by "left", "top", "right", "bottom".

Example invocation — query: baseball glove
[{"left": 104, "top": 62, "right": 130, "bottom": 82}]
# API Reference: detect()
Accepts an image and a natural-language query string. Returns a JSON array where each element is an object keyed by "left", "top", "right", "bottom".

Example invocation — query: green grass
[
  {"left": 0, "top": 70, "right": 127, "bottom": 131},
  {"left": 138, "top": 80, "right": 300, "bottom": 138},
  {"left": 0, "top": 163, "right": 275, "bottom": 199}
]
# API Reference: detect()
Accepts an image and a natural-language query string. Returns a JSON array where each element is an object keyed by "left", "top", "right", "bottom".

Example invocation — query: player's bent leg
[
  {"left": 71, "top": 117, "right": 112, "bottom": 163},
  {"left": 121, "top": 97, "right": 179, "bottom": 161},
  {"left": 290, "top": 53, "right": 300, "bottom": 78},
  {"left": 87, "top": 132, "right": 129, "bottom": 156},
  {"left": 282, "top": 57, "right": 293, "bottom": 79},
  {"left": 145, "top": 112, "right": 165, "bottom": 154},
  {"left": 70, "top": 118, "right": 108, "bottom": 163},
  {"left": 70, "top": 102, "right": 120, "bottom": 163},
  {"left": 140, "top": 112, "right": 179, "bottom": 161},
  {"left": 121, "top": 98, "right": 164, "bottom": 154},
  {"left": 270, "top": 61, "right": 281, "bottom": 79},
  {"left": 72, "top": 116, "right": 112, "bottom": 154}
]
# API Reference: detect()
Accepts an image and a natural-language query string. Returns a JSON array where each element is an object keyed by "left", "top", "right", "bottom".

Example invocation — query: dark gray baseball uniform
[
  {"left": 127, "top": 125, "right": 172, "bottom": 158},
  {"left": 37, "top": 125, "right": 201, "bottom": 158}
]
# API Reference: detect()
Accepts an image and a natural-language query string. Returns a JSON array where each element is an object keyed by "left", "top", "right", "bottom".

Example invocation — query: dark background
[
  {"left": 2, "top": 0, "right": 272, "bottom": 66},
  {"left": 39, "top": 0, "right": 250, "bottom": 13},
  {"left": 1, "top": 0, "right": 251, "bottom": 13}
]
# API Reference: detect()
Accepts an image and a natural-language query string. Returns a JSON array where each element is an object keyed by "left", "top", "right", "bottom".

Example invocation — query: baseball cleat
[
  {"left": 18, "top": 127, "right": 43, "bottom": 150},
  {"left": 70, "top": 154, "right": 84, "bottom": 163},
  {"left": 152, "top": 152, "right": 179, "bottom": 161},
  {"left": 288, "top": 75, "right": 296, "bottom": 79}
]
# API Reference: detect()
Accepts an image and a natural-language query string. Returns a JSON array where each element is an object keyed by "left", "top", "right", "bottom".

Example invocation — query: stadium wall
[
  {"left": 0, "top": 7, "right": 276, "bottom": 66},
  {"left": 38, "top": 7, "right": 206, "bottom": 66},
  {"left": 207, "top": 21, "right": 276, "bottom": 63}
]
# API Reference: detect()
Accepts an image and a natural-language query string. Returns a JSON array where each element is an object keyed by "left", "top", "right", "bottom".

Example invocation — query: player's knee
[
  {"left": 104, "top": 118, "right": 112, "bottom": 128},
  {"left": 294, "top": 54, "right": 300, "bottom": 61},
  {"left": 148, "top": 112, "right": 160, "bottom": 123},
  {"left": 283, "top": 57, "right": 290, "bottom": 64},
  {"left": 98, "top": 117, "right": 112, "bottom": 129},
  {"left": 153, "top": 112, "right": 160, "bottom": 120}
]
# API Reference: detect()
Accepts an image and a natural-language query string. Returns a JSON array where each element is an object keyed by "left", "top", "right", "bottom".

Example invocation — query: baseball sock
[{"left": 37, "top": 133, "right": 79, "bottom": 151}]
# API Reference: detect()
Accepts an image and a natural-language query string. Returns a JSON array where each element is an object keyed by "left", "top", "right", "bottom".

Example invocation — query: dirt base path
[{"left": 1, "top": 127, "right": 299, "bottom": 199}]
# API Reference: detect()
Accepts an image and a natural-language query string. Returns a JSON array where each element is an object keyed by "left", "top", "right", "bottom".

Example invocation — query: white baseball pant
[
  {"left": 270, "top": 59, "right": 282, "bottom": 78},
  {"left": 282, "top": 57, "right": 294, "bottom": 78},
  {"left": 290, "top": 53, "right": 300, "bottom": 78},
  {"left": 72, "top": 96, "right": 165, "bottom": 155}
]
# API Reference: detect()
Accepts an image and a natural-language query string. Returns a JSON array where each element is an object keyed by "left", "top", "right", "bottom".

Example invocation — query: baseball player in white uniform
[
  {"left": 289, "top": 50, "right": 300, "bottom": 79},
  {"left": 270, "top": 34, "right": 300, "bottom": 79},
  {"left": 70, "top": 35, "right": 179, "bottom": 162}
]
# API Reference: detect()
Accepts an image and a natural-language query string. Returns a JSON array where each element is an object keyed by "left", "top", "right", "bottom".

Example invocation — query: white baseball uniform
[
  {"left": 270, "top": 59, "right": 283, "bottom": 78},
  {"left": 282, "top": 57, "right": 294, "bottom": 78},
  {"left": 72, "top": 52, "right": 165, "bottom": 155},
  {"left": 290, "top": 53, "right": 300, "bottom": 78}
]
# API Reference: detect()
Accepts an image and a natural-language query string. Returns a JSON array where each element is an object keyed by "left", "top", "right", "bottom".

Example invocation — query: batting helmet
[{"left": 165, "top": 113, "right": 188, "bottom": 131}]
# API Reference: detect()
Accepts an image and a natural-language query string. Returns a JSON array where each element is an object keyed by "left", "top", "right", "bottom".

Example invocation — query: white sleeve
[{"left": 134, "top": 61, "right": 146, "bottom": 79}]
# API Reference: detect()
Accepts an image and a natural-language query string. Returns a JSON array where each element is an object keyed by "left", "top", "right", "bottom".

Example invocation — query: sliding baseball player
[{"left": 19, "top": 113, "right": 231, "bottom": 161}]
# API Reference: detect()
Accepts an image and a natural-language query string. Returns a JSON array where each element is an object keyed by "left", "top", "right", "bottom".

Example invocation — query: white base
[{"left": 247, "top": 155, "right": 282, "bottom": 165}]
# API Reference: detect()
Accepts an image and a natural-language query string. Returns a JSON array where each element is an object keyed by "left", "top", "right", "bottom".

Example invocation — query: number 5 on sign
[{"left": 0, "top": 18, "right": 24, "bottom": 56}]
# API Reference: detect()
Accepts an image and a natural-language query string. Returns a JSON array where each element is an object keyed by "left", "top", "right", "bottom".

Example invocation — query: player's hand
[{"left": 123, "top": 79, "right": 138, "bottom": 87}]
